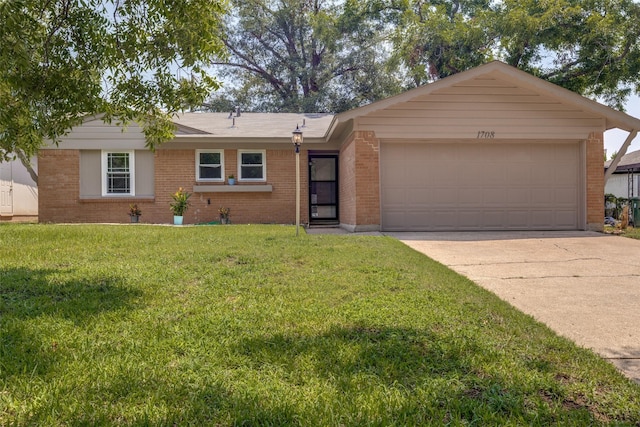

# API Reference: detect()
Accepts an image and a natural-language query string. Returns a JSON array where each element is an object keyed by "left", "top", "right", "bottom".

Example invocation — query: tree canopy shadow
[
  {"left": 0, "top": 266, "right": 141, "bottom": 379},
  {"left": 187, "top": 324, "right": 617, "bottom": 425}
]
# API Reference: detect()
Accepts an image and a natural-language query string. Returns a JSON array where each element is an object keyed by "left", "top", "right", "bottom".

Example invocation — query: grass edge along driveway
[{"left": 1, "top": 224, "right": 639, "bottom": 426}]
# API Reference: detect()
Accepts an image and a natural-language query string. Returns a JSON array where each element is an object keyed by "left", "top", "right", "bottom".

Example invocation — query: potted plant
[
  {"left": 218, "top": 206, "right": 230, "bottom": 224},
  {"left": 128, "top": 204, "right": 142, "bottom": 223},
  {"left": 228, "top": 174, "right": 236, "bottom": 185},
  {"left": 170, "top": 187, "right": 191, "bottom": 225}
]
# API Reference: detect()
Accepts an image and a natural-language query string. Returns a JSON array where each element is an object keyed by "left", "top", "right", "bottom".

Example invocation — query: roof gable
[{"left": 332, "top": 61, "right": 640, "bottom": 137}]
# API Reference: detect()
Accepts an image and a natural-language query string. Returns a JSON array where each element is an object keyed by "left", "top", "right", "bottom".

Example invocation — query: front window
[
  {"left": 196, "top": 150, "right": 224, "bottom": 181},
  {"left": 238, "top": 150, "right": 266, "bottom": 181},
  {"left": 102, "top": 151, "right": 135, "bottom": 196}
]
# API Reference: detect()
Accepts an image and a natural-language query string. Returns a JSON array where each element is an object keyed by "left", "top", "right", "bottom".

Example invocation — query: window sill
[
  {"left": 79, "top": 196, "right": 155, "bottom": 202},
  {"left": 193, "top": 185, "right": 273, "bottom": 193}
]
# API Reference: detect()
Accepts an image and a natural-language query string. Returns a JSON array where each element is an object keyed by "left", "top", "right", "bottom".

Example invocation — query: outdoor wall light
[
  {"left": 292, "top": 125, "right": 303, "bottom": 152},
  {"left": 292, "top": 125, "right": 303, "bottom": 235}
]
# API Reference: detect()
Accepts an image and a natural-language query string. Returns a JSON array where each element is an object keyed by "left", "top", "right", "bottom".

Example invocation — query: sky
[{"left": 604, "top": 94, "right": 640, "bottom": 158}]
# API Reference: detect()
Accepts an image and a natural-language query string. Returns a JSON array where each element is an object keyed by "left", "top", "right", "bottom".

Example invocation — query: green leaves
[
  {"left": 211, "top": 0, "right": 403, "bottom": 113},
  {"left": 0, "top": 0, "right": 227, "bottom": 155},
  {"left": 370, "top": 0, "right": 640, "bottom": 107}
]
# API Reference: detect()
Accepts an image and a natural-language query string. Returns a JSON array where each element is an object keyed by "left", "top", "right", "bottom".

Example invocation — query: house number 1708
[{"left": 477, "top": 131, "right": 495, "bottom": 139}]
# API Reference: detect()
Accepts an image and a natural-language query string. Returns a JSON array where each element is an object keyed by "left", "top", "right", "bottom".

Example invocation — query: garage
[
  {"left": 329, "top": 61, "right": 640, "bottom": 232},
  {"left": 381, "top": 141, "right": 582, "bottom": 231}
]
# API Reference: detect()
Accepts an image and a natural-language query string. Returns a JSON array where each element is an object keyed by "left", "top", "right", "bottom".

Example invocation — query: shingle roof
[
  {"left": 173, "top": 112, "right": 334, "bottom": 139},
  {"left": 605, "top": 149, "right": 640, "bottom": 171}
]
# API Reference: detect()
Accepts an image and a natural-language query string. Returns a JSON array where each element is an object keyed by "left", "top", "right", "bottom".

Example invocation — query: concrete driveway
[{"left": 387, "top": 231, "right": 640, "bottom": 384}]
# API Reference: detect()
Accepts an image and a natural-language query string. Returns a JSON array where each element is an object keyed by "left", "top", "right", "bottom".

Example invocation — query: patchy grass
[
  {"left": 1, "top": 223, "right": 639, "bottom": 426},
  {"left": 618, "top": 226, "right": 640, "bottom": 240}
]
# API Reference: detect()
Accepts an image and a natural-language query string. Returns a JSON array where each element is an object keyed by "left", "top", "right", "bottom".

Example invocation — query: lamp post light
[{"left": 292, "top": 125, "right": 303, "bottom": 236}]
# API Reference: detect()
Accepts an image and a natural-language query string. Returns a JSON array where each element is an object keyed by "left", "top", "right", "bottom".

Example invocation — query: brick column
[
  {"left": 339, "top": 131, "right": 381, "bottom": 231},
  {"left": 586, "top": 131, "right": 604, "bottom": 231}
]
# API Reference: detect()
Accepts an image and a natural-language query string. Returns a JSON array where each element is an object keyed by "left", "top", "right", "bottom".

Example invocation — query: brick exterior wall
[
  {"left": 339, "top": 131, "right": 381, "bottom": 231},
  {"left": 39, "top": 148, "right": 308, "bottom": 225},
  {"left": 339, "top": 135, "right": 356, "bottom": 226},
  {"left": 38, "top": 150, "right": 80, "bottom": 223},
  {"left": 38, "top": 131, "right": 604, "bottom": 231},
  {"left": 586, "top": 131, "right": 604, "bottom": 231}
]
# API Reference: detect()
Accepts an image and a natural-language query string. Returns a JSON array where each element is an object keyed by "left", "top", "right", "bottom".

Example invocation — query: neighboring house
[
  {"left": 604, "top": 150, "right": 640, "bottom": 199},
  {"left": 0, "top": 156, "right": 38, "bottom": 221},
  {"left": 38, "top": 61, "right": 640, "bottom": 231}
]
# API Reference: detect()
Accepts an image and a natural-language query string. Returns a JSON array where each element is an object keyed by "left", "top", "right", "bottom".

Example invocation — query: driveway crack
[
  {"left": 451, "top": 258, "right": 601, "bottom": 267},
  {"left": 500, "top": 274, "right": 640, "bottom": 280}
]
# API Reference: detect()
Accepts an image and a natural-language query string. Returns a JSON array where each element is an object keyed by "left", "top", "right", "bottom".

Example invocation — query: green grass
[
  {"left": 1, "top": 224, "right": 639, "bottom": 426},
  {"left": 619, "top": 227, "right": 640, "bottom": 240}
]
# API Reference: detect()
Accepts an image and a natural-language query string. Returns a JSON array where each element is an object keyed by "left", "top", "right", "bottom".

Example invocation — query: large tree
[
  {"left": 0, "top": 0, "right": 227, "bottom": 170},
  {"left": 370, "top": 0, "right": 640, "bottom": 108},
  {"left": 210, "top": 0, "right": 403, "bottom": 113}
]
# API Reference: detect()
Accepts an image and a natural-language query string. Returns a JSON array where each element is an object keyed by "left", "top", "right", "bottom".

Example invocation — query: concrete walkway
[{"left": 386, "top": 231, "right": 640, "bottom": 384}]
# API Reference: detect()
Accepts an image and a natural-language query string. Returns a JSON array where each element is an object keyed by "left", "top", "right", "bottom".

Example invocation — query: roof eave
[{"left": 169, "top": 135, "right": 329, "bottom": 145}]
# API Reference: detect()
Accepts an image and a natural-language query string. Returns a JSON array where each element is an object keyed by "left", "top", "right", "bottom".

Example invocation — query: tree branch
[{"left": 16, "top": 150, "right": 38, "bottom": 184}]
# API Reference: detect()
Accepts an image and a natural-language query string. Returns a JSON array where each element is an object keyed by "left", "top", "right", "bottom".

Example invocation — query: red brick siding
[
  {"left": 354, "top": 131, "right": 381, "bottom": 227},
  {"left": 339, "top": 135, "right": 357, "bottom": 226},
  {"left": 39, "top": 148, "right": 307, "bottom": 225},
  {"left": 586, "top": 132, "right": 604, "bottom": 231},
  {"left": 339, "top": 131, "right": 381, "bottom": 230},
  {"left": 38, "top": 150, "right": 80, "bottom": 222}
]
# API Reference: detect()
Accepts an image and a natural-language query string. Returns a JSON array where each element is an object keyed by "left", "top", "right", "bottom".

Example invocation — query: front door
[
  {"left": 309, "top": 154, "right": 338, "bottom": 223},
  {"left": 0, "top": 162, "right": 13, "bottom": 216}
]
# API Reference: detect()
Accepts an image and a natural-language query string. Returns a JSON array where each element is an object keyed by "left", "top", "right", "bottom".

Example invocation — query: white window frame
[
  {"left": 101, "top": 150, "right": 135, "bottom": 196},
  {"left": 196, "top": 149, "right": 225, "bottom": 182},
  {"left": 238, "top": 149, "right": 266, "bottom": 182}
]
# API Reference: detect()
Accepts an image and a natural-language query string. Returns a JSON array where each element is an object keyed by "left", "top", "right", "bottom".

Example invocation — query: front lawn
[{"left": 1, "top": 224, "right": 639, "bottom": 425}]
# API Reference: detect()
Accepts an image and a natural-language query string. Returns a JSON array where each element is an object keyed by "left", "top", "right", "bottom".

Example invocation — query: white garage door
[{"left": 381, "top": 142, "right": 581, "bottom": 231}]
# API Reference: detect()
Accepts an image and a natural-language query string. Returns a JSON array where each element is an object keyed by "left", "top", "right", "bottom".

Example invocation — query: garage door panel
[
  {"left": 507, "top": 146, "right": 534, "bottom": 162},
  {"left": 531, "top": 210, "right": 554, "bottom": 226},
  {"left": 384, "top": 188, "right": 406, "bottom": 205},
  {"left": 381, "top": 142, "right": 580, "bottom": 231},
  {"left": 419, "top": 211, "right": 454, "bottom": 228},
  {"left": 432, "top": 189, "right": 459, "bottom": 204},
  {"left": 458, "top": 211, "right": 482, "bottom": 227},
  {"left": 531, "top": 168, "right": 557, "bottom": 185},
  {"left": 555, "top": 210, "right": 578, "bottom": 227},
  {"left": 481, "top": 211, "right": 505, "bottom": 227},
  {"left": 507, "top": 189, "right": 530, "bottom": 205},
  {"left": 531, "top": 188, "right": 555, "bottom": 204},
  {"left": 556, "top": 188, "right": 578, "bottom": 203},
  {"left": 384, "top": 211, "right": 407, "bottom": 229},
  {"left": 408, "top": 189, "right": 432, "bottom": 201},
  {"left": 506, "top": 211, "right": 530, "bottom": 228},
  {"left": 557, "top": 167, "right": 579, "bottom": 183},
  {"left": 507, "top": 165, "right": 531, "bottom": 186},
  {"left": 483, "top": 188, "right": 507, "bottom": 204}
]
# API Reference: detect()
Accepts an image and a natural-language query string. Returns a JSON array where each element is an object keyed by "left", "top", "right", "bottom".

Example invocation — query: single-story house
[
  {"left": 604, "top": 150, "right": 640, "bottom": 199},
  {"left": 0, "top": 156, "right": 38, "bottom": 221},
  {"left": 38, "top": 61, "right": 640, "bottom": 231}
]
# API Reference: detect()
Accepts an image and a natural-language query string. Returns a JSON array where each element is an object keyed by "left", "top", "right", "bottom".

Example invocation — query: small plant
[
  {"left": 170, "top": 187, "right": 191, "bottom": 216},
  {"left": 218, "top": 206, "right": 230, "bottom": 220},
  {"left": 128, "top": 204, "right": 142, "bottom": 216},
  {"left": 228, "top": 174, "right": 235, "bottom": 180}
]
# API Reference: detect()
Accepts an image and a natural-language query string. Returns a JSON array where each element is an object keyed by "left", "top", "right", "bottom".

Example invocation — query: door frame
[{"left": 308, "top": 152, "right": 339, "bottom": 224}]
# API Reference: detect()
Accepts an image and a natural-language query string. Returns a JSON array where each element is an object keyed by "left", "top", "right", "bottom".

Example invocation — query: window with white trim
[
  {"left": 238, "top": 150, "right": 266, "bottom": 181},
  {"left": 102, "top": 151, "right": 135, "bottom": 196},
  {"left": 196, "top": 150, "right": 224, "bottom": 181}
]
